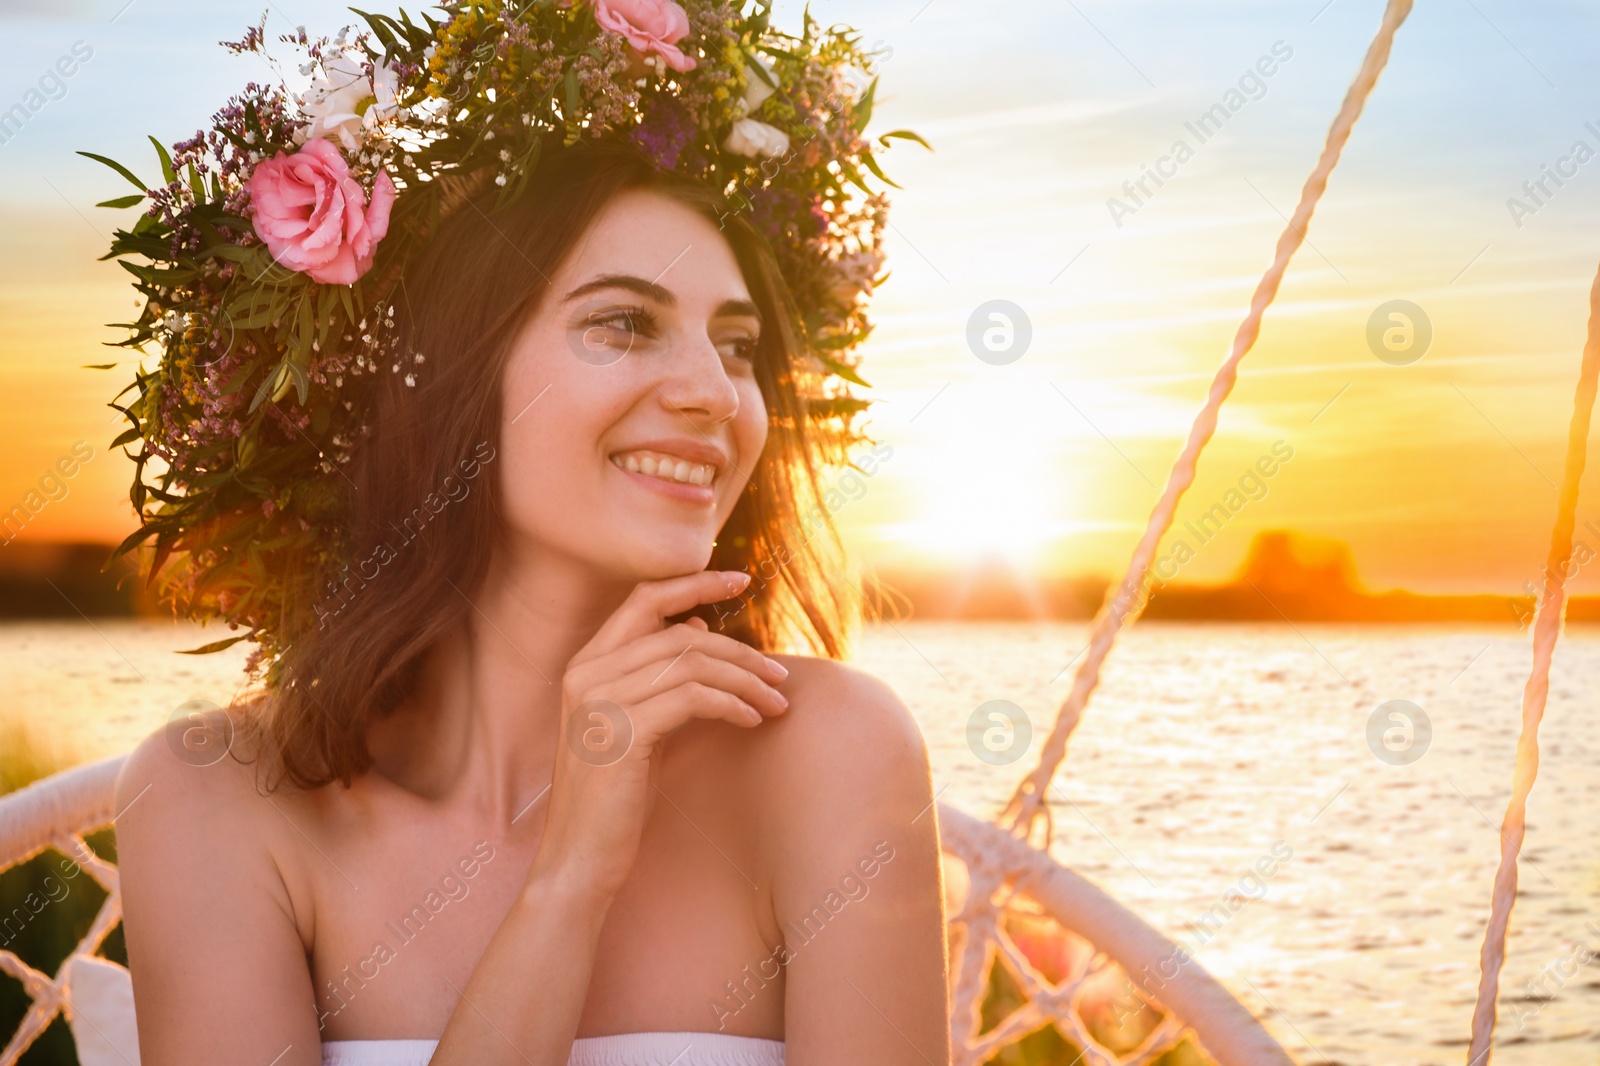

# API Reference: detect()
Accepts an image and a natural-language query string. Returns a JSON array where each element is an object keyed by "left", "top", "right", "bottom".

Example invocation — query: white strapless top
[
  {"left": 59, "top": 954, "right": 782, "bottom": 1066},
  {"left": 321, "top": 1033, "right": 784, "bottom": 1065}
]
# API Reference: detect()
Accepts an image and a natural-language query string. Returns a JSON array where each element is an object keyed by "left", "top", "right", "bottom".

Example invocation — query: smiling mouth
[{"left": 608, "top": 448, "right": 717, "bottom": 487}]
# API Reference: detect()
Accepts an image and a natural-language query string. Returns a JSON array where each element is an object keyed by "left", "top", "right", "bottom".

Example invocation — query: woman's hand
[{"left": 530, "top": 568, "right": 791, "bottom": 899}]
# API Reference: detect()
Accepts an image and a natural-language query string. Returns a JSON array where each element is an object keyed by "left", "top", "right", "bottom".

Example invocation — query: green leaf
[
  {"left": 565, "top": 67, "right": 581, "bottom": 118},
  {"left": 316, "top": 284, "right": 338, "bottom": 346},
  {"left": 860, "top": 149, "right": 901, "bottom": 190},
  {"left": 77, "top": 151, "right": 148, "bottom": 193},
  {"left": 148, "top": 135, "right": 176, "bottom": 186},
  {"left": 878, "top": 129, "right": 932, "bottom": 151},
  {"left": 351, "top": 8, "right": 401, "bottom": 53},
  {"left": 176, "top": 634, "right": 251, "bottom": 655},
  {"left": 109, "top": 524, "right": 153, "bottom": 561},
  {"left": 295, "top": 293, "right": 314, "bottom": 362},
  {"left": 815, "top": 350, "right": 870, "bottom": 387},
  {"left": 286, "top": 358, "right": 310, "bottom": 405},
  {"left": 851, "top": 76, "right": 878, "bottom": 135},
  {"left": 82, "top": 362, "right": 119, "bottom": 369},
  {"left": 839, "top": 161, "right": 872, "bottom": 196},
  {"left": 745, "top": 46, "right": 778, "bottom": 90},
  {"left": 248, "top": 371, "right": 278, "bottom": 414},
  {"left": 208, "top": 243, "right": 261, "bottom": 265},
  {"left": 745, "top": 2, "right": 771, "bottom": 36},
  {"left": 96, "top": 193, "right": 146, "bottom": 209}
]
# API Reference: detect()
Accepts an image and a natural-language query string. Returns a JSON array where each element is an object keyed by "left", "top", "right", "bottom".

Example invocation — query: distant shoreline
[{"left": 3, "top": 536, "right": 1591, "bottom": 626}]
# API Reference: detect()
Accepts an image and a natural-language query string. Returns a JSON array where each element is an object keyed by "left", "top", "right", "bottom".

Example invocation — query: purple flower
[
  {"left": 629, "top": 93, "right": 695, "bottom": 170},
  {"left": 749, "top": 187, "right": 826, "bottom": 243}
]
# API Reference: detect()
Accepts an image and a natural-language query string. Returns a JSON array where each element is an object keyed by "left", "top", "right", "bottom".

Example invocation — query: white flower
[
  {"left": 299, "top": 51, "right": 401, "bottom": 151},
  {"left": 742, "top": 52, "right": 779, "bottom": 115},
  {"left": 722, "top": 118, "right": 790, "bottom": 159}
]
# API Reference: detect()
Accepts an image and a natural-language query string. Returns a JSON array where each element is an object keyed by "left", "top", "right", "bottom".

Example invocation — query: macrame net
[{"left": 1, "top": 1, "right": 1585, "bottom": 1063}]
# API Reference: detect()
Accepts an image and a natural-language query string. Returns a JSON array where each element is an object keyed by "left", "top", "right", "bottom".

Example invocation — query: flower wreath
[{"left": 85, "top": 0, "right": 926, "bottom": 678}]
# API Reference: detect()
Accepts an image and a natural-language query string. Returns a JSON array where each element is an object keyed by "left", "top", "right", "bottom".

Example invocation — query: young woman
[{"left": 113, "top": 140, "right": 951, "bottom": 1065}]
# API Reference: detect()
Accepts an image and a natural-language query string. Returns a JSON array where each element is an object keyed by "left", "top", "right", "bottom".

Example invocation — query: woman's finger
[
  {"left": 628, "top": 681, "right": 764, "bottom": 735},
  {"left": 592, "top": 651, "right": 788, "bottom": 729},
  {"left": 571, "top": 623, "right": 783, "bottom": 694},
  {"left": 575, "top": 570, "right": 750, "bottom": 662}
]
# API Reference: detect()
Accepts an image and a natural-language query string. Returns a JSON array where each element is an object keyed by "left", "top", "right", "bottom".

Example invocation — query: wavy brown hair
[{"left": 242, "top": 137, "right": 862, "bottom": 791}]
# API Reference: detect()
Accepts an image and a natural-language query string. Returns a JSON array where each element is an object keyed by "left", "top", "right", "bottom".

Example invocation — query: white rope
[
  {"left": 1002, "top": 0, "right": 1416, "bottom": 838},
  {"left": 1465, "top": 260, "right": 1600, "bottom": 1063}
]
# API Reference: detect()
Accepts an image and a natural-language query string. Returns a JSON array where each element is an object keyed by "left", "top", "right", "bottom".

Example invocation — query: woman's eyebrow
[{"left": 562, "top": 273, "right": 762, "bottom": 324}]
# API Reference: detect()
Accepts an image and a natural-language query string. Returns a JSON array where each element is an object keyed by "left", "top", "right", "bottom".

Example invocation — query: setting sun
[{"left": 874, "top": 385, "right": 1090, "bottom": 569}]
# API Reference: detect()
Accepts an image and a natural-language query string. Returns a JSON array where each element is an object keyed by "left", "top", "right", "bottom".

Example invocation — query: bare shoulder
[
  {"left": 114, "top": 713, "right": 299, "bottom": 921},
  {"left": 115, "top": 719, "right": 326, "bottom": 1057},
  {"left": 116, "top": 712, "right": 275, "bottom": 836},
  {"left": 753, "top": 655, "right": 934, "bottom": 828}
]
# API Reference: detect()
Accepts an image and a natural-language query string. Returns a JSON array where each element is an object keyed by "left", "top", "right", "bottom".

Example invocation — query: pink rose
[
  {"left": 245, "top": 137, "right": 396, "bottom": 286},
  {"left": 593, "top": 0, "right": 697, "bottom": 73}
]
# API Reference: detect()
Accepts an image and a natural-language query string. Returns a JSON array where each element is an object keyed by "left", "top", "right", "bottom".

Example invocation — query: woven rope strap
[{"left": 1001, "top": 0, "right": 1416, "bottom": 839}]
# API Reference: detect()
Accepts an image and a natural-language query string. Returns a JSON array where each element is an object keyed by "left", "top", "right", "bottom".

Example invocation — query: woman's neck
[{"left": 365, "top": 548, "right": 637, "bottom": 826}]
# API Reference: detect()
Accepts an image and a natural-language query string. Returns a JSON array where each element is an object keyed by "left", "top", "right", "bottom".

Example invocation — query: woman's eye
[
  {"left": 723, "top": 335, "right": 760, "bottom": 362},
  {"left": 577, "top": 307, "right": 657, "bottom": 359},
  {"left": 587, "top": 308, "right": 652, "bottom": 336}
]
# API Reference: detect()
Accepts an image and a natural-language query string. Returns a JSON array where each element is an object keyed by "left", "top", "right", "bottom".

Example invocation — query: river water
[{"left": 3, "top": 618, "right": 1597, "bottom": 1064}]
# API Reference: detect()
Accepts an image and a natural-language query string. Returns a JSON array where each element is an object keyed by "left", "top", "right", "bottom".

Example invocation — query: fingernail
[
  {"left": 764, "top": 656, "right": 788, "bottom": 679},
  {"left": 725, "top": 571, "right": 752, "bottom": 592},
  {"left": 773, "top": 689, "right": 789, "bottom": 708}
]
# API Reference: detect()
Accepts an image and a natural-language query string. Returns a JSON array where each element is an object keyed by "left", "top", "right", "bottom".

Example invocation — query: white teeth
[{"left": 610, "top": 450, "right": 715, "bottom": 487}]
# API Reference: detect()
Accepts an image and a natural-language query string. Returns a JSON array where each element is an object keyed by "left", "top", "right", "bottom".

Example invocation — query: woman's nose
[{"left": 655, "top": 333, "right": 740, "bottom": 424}]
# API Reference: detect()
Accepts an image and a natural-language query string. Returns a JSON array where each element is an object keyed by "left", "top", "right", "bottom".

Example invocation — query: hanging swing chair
[{"left": 4, "top": 0, "right": 1590, "bottom": 1062}]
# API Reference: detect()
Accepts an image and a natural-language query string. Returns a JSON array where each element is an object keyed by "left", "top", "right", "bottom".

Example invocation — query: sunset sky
[{"left": 4, "top": 0, "right": 1600, "bottom": 594}]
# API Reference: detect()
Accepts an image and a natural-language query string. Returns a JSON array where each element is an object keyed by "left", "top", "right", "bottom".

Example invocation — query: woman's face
[{"left": 497, "top": 187, "right": 769, "bottom": 582}]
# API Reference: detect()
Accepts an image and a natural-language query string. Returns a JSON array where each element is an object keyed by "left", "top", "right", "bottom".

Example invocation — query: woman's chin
[{"left": 598, "top": 533, "right": 718, "bottom": 583}]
